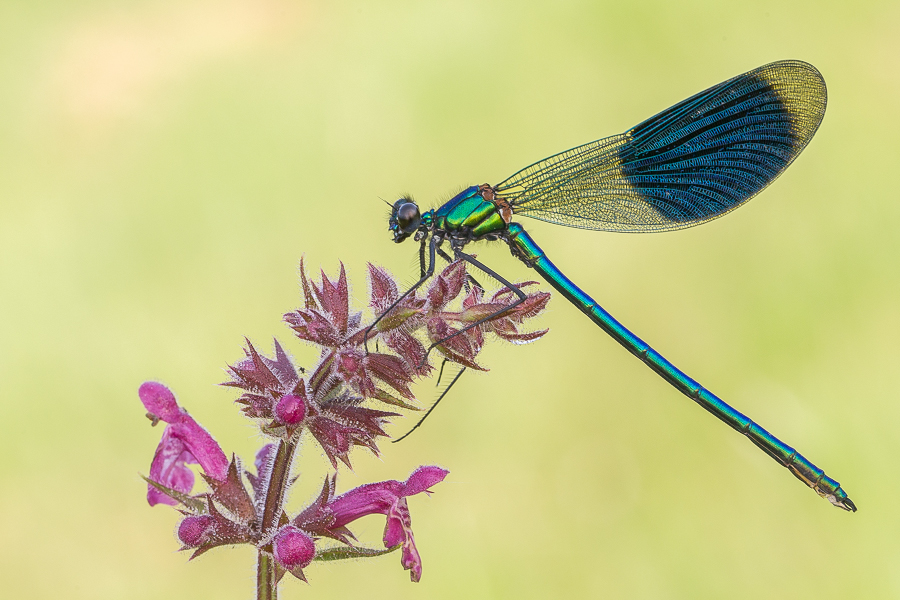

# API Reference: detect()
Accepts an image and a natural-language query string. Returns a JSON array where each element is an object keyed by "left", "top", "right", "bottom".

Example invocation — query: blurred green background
[{"left": 1, "top": 0, "right": 898, "bottom": 597}]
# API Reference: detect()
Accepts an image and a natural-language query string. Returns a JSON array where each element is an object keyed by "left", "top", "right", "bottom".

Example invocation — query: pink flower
[
  {"left": 139, "top": 256, "right": 552, "bottom": 591},
  {"left": 139, "top": 382, "right": 229, "bottom": 506},
  {"left": 309, "top": 465, "right": 449, "bottom": 582}
]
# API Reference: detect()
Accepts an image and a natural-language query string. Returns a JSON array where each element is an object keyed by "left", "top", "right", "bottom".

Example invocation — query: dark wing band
[{"left": 495, "top": 60, "right": 826, "bottom": 232}]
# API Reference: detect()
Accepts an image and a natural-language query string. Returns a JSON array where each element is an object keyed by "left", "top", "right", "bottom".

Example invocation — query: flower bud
[
  {"left": 275, "top": 394, "right": 306, "bottom": 425},
  {"left": 337, "top": 349, "right": 363, "bottom": 378},
  {"left": 273, "top": 525, "right": 315, "bottom": 570},
  {"left": 178, "top": 515, "right": 215, "bottom": 547}
]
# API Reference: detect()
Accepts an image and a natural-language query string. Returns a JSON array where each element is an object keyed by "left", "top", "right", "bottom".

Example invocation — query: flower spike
[{"left": 138, "top": 257, "right": 550, "bottom": 593}]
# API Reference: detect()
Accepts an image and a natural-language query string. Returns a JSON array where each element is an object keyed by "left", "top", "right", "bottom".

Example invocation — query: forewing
[{"left": 495, "top": 60, "right": 826, "bottom": 232}]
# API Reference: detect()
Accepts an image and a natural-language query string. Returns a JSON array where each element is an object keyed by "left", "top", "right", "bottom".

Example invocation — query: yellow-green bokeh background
[{"left": 2, "top": 0, "right": 898, "bottom": 597}]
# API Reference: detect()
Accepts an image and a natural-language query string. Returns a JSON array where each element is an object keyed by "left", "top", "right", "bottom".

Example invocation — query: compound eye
[{"left": 396, "top": 202, "right": 419, "bottom": 230}]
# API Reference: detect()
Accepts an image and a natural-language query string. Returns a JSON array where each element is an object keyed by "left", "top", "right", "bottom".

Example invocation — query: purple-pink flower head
[
  {"left": 284, "top": 260, "right": 361, "bottom": 348},
  {"left": 287, "top": 265, "right": 418, "bottom": 403},
  {"left": 304, "top": 404, "right": 398, "bottom": 469},
  {"left": 326, "top": 347, "right": 415, "bottom": 400},
  {"left": 139, "top": 382, "right": 229, "bottom": 506},
  {"left": 223, "top": 339, "right": 305, "bottom": 422},
  {"left": 326, "top": 465, "right": 449, "bottom": 582}
]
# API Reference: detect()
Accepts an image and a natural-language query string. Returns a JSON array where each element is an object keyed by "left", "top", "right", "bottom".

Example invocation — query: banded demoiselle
[{"left": 375, "top": 60, "right": 855, "bottom": 511}]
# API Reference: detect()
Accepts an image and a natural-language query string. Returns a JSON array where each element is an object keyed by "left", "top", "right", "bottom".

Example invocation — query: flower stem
[
  {"left": 257, "top": 552, "right": 277, "bottom": 600},
  {"left": 257, "top": 439, "right": 297, "bottom": 600},
  {"left": 262, "top": 440, "right": 294, "bottom": 528}
]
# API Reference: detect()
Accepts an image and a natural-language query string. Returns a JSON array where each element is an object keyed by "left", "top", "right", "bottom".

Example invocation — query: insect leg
[
  {"left": 418, "top": 249, "right": 527, "bottom": 366},
  {"left": 392, "top": 367, "right": 467, "bottom": 443},
  {"left": 364, "top": 237, "right": 437, "bottom": 354}
]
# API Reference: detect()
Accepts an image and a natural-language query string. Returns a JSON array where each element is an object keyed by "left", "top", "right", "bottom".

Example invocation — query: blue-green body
[
  {"left": 505, "top": 222, "right": 852, "bottom": 509},
  {"left": 385, "top": 61, "right": 855, "bottom": 511}
]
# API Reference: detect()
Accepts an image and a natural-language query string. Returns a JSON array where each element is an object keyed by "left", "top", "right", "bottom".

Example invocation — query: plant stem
[
  {"left": 257, "top": 552, "right": 277, "bottom": 600},
  {"left": 262, "top": 440, "right": 294, "bottom": 528},
  {"left": 256, "top": 438, "right": 297, "bottom": 600}
]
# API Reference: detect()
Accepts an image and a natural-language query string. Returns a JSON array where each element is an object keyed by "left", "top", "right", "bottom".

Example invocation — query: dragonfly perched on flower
[{"left": 371, "top": 60, "right": 856, "bottom": 511}]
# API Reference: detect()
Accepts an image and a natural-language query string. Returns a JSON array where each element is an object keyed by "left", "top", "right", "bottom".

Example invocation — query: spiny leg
[
  {"left": 464, "top": 272, "right": 484, "bottom": 294},
  {"left": 436, "top": 246, "right": 453, "bottom": 266},
  {"left": 364, "top": 237, "right": 437, "bottom": 354},
  {"left": 419, "top": 250, "right": 527, "bottom": 367},
  {"left": 437, "top": 246, "right": 483, "bottom": 292},
  {"left": 436, "top": 358, "right": 449, "bottom": 386},
  {"left": 432, "top": 249, "right": 484, "bottom": 383},
  {"left": 419, "top": 237, "right": 427, "bottom": 278},
  {"left": 431, "top": 249, "right": 481, "bottom": 403},
  {"left": 393, "top": 367, "right": 467, "bottom": 443}
]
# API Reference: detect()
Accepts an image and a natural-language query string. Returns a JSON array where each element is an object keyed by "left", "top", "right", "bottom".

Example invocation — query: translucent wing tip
[{"left": 752, "top": 60, "right": 827, "bottom": 149}]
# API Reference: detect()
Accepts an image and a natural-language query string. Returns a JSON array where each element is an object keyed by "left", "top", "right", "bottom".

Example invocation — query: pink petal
[
  {"left": 141, "top": 384, "right": 229, "bottom": 504},
  {"left": 384, "top": 497, "right": 422, "bottom": 582},
  {"left": 139, "top": 381, "right": 181, "bottom": 423},
  {"left": 147, "top": 427, "right": 195, "bottom": 506},
  {"left": 169, "top": 417, "right": 229, "bottom": 482},
  {"left": 402, "top": 466, "right": 449, "bottom": 496},
  {"left": 401, "top": 533, "right": 423, "bottom": 583},
  {"left": 327, "top": 466, "right": 447, "bottom": 528},
  {"left": 328, "top": 481, "right": 404, "bottom": 528}
]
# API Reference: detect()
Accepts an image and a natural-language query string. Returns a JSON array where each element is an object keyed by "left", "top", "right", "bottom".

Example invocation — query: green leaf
[
  {"left": 374, "top": 388, "right": 422, "bottom": 411},
  {"left": 140, "top": 474, "right": 207, "bottom": 513},
  {"left": 313, "top": 544, "right": 400, "bottom": 562},
  {"left": 376, "top": 307, "right": 419, "bottom": 332}
]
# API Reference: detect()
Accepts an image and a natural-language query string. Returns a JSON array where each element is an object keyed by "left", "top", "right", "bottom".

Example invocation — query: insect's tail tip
[{"left": 828, "top": 494, "right": 857, "bottom": 512}]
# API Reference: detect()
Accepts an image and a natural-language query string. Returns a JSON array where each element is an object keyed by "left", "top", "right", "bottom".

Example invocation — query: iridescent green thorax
[{"left": 430, "top": 185, "right": 508, "bottom": 239}]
